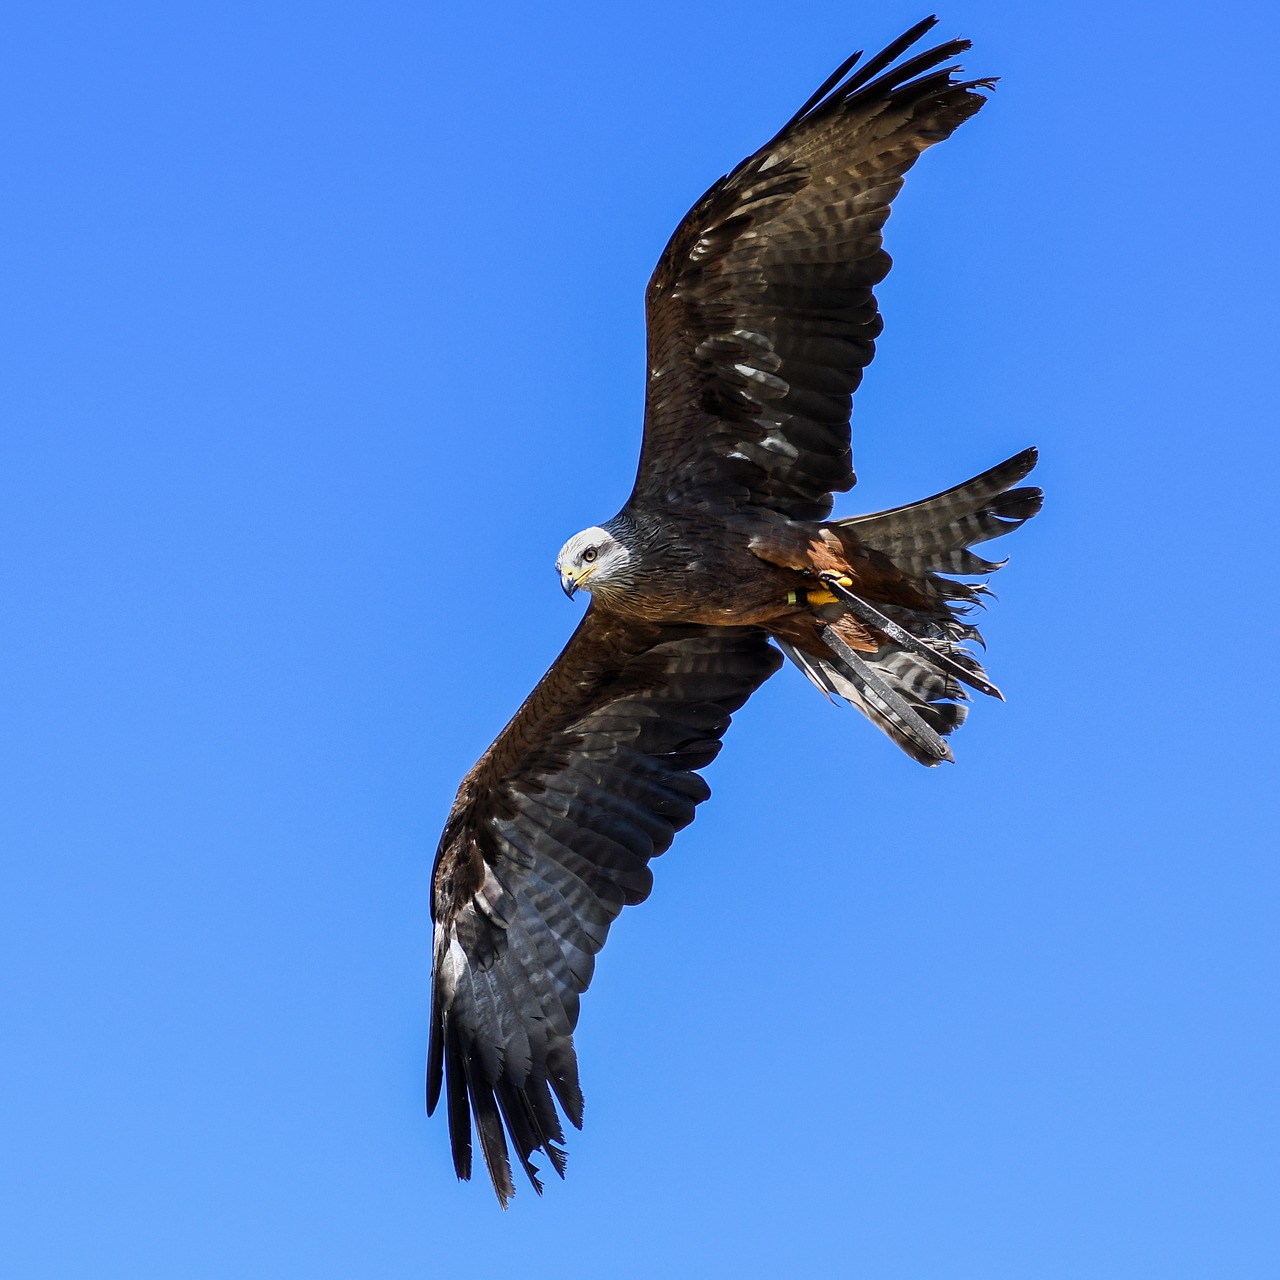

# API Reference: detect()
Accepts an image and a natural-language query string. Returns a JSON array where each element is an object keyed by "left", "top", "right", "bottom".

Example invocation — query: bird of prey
[{"left": 428, "top": 16, "right": 1041, "bottom": 1205}]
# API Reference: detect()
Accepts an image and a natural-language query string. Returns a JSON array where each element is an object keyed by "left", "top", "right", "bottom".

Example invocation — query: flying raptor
[{"left": 428, "top": 16, "right": 1042, "bottom": 1205}]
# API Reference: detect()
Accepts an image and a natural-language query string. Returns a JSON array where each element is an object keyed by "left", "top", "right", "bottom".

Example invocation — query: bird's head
[{"left": 556, "top": 524, "right": 633, "bottom": 601}]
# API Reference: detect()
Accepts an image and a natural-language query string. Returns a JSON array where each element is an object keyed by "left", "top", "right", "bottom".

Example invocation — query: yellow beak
[{"left": 558, "top": 563, "right": 597, "bottom": 598}]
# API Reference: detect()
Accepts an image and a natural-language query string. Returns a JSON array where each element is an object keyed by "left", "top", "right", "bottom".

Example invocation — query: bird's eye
[{"left": 583, "top": 547, "right": 598, "bottom": 563}]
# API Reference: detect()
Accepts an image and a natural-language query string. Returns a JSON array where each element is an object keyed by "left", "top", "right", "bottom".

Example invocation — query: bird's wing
[
  {"left": 427, "top": 608, "right": 781, "bottom": 1205},
  {"left": 633, "top": 17, "right": 992, "bottom": 521}
]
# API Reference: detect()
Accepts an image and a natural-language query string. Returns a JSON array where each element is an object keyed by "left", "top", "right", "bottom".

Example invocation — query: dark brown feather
[
  {"left": 428, "top": 610, "right": 780, "bottom": 1204},
  {"left": 631, "top": 17, "right": 992, "bottom": 523}
]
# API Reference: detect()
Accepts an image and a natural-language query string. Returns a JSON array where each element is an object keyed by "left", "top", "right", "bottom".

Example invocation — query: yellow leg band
[{"left": 788, "top": 578, "right": 852, "bottom": 607}]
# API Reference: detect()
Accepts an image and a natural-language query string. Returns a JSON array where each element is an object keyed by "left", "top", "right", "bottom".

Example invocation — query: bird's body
[
  {"left": 428, "top": 17, "right": 1042, "bottom": 1205},
  {"left": 560, "top": 505, "right": 918, "bottom": 637},
  {"left": 562, "top": 509, "right": 795, "bottom": 625}
]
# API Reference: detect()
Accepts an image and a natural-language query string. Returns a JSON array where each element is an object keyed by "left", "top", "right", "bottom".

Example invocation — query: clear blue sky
[{"left": 2, "top": 1, "right": 1277, "bottom": 1276}]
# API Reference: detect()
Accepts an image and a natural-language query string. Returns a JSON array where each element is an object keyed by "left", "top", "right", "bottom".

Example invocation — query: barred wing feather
[
  {"left": 633, "top": 16, "right": 993, "bottom": 521},
  {"left": 427, "top": 612, "right": 780, "bottom": 1204}
]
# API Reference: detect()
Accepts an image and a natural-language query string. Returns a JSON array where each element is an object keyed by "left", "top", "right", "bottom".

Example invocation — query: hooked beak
[{"left": 559, "top": 568, "right": 578, "bottom": 599}]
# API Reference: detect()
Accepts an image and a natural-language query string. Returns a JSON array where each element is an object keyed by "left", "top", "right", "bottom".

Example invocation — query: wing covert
[
  {"left": 632, "top": 17, "right": 993, "bottom": 521},
  {"left": 427, "top": 610, "right": 781, "bottom": 1205}
]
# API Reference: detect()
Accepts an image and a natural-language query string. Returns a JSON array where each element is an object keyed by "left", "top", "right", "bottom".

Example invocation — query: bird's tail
[{"left": 777, "top": 449, "right": 1041, "bottom": 764}]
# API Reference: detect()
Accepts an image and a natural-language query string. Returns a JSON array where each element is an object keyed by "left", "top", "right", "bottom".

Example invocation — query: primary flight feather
[{"left": 428, "top": 15, "right": 1041, "bottom": 1205}]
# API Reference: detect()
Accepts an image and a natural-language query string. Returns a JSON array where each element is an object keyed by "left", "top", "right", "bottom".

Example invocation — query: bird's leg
[
  {"left": 818, "top": 572, "right": 1003, "bottom": 700},
  {"left": 819, "top": 624, "right": 953, "bottom": 763}
]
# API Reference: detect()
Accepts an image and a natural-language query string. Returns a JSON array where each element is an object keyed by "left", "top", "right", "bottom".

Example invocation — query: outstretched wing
[
  {"left": 633, "top": 17, "right": 992, "bottom": 521},
  {"left": 427, "top": 609, "right": 780, "bottom": 1205}
]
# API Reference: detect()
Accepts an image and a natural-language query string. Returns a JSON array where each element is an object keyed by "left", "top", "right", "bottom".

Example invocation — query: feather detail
[
  {"left": 429, "top": 617, "right": 780, "bottom": 1204},
  {"left": 633, "top": 20, "right": 994, "bottom": 522}
]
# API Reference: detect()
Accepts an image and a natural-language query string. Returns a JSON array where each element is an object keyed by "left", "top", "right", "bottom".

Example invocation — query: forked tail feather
[{"left": 778, "top": 449, "right": 1041, "bottom": 764}]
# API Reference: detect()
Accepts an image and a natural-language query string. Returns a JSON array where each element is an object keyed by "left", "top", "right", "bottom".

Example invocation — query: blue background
[{"left": 3, "top": 1, "right": 1277, "bottom": 1275}]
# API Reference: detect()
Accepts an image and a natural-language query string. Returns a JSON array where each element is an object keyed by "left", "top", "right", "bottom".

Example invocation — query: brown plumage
[{"left": 428, "top": 16, "right": 1042, "bottom": 1204}]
